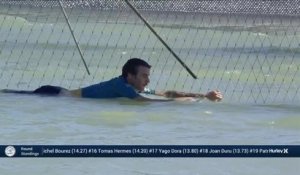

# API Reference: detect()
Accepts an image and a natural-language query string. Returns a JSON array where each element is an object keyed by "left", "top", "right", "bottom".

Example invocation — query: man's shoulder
[
  {"left": 112, "top": 76, "right": 125, "bottom": 81},
  {"left": 110, "top": 76, "right": 129, "bottom": 85},
  {"left": 111, "top": 76, "right": 140, "bottom": 99}
]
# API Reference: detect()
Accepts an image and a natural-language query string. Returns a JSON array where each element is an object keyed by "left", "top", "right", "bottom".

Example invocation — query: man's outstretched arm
[
  {"left": 153, "top": 90, "right": 223, "bottom": 102},
  {"left": 134, "top": 95, "right": 202, "bottom": 102}
]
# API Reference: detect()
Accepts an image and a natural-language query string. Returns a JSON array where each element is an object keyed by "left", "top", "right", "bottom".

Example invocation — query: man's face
[{"left": 127, "top": 66, "right": 150, "bottom": 91}]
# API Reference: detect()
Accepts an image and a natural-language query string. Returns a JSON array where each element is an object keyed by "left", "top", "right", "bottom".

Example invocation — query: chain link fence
[{"left": 0, "top": 0, "right": 299, "bottom": 104}]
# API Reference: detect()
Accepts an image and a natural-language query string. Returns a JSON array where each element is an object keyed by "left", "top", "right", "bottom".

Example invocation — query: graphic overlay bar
[{"left": 1, "top": 145, "right": 299, "bottom": 158}]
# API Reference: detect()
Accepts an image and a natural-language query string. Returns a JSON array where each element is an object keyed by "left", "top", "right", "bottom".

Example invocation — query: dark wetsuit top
[
  {"left": 4, "top": 76, "right": 155, "bottom": 99},
  {"left": 81, "top": 76, "right": 140, "bottom": 99}
]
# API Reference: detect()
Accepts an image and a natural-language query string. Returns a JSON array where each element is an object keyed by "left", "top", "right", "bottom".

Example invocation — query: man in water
[{"left": 1, "top": 58, "right": 222, "bottom": 102}]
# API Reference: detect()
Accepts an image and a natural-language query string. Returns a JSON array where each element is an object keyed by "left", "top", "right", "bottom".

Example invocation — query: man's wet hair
[{"left": 122, "top": 58, "right": 151, "bottom": 78}]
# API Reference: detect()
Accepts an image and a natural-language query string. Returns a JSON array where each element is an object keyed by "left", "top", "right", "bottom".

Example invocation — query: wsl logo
[{"left": 5, "top": 146, "right": 16, "bottom": 157}]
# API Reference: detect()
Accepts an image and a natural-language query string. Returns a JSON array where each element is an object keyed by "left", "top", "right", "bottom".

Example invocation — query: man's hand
[{"left": 205, "top": 90, "right": 223, "bottom": 102}]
